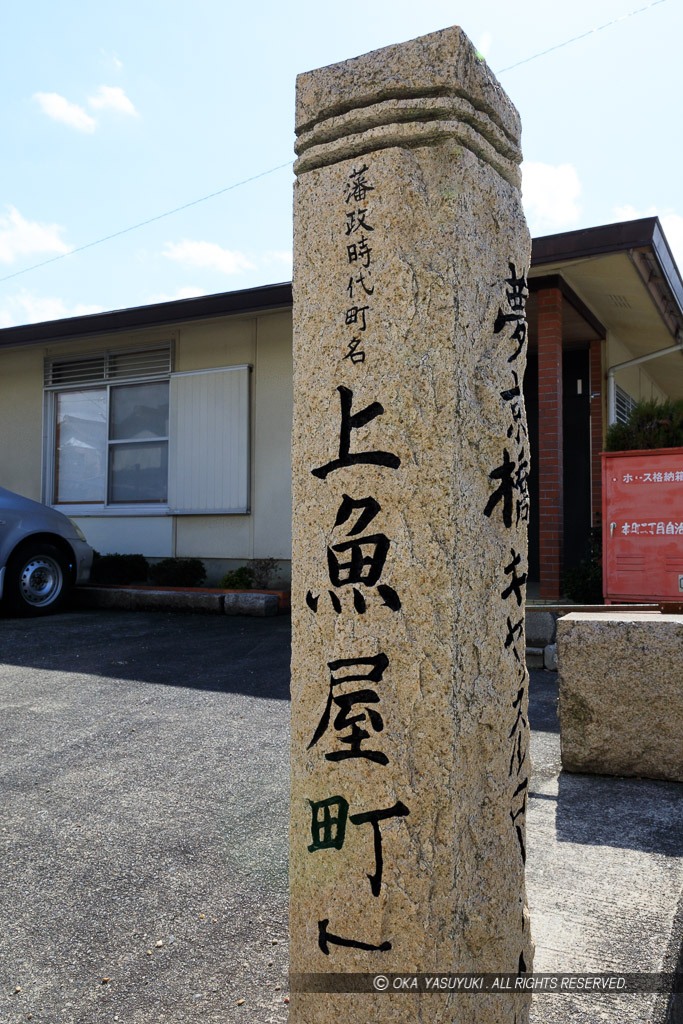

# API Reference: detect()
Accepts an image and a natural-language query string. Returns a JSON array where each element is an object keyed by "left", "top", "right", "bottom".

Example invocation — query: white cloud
[
  {"left": 88, "top": 85, "right": 137, "bottom": 116},
  {"left": 34, "top": 92, "right": 96, "bottom": 133},
  {"left": 614, "top": 204, "right": 641, "bottom": 222},
  {"left": 262, "top": 249, "right": 293, "bottom": 272},
  {"left": 147, "top": 286, "right": 205, "bottom": 303},
  {"left": 614, "top": 204, "right": 683, "bottom": 271},
  {"left": 0, "top": 290, "right": 103, "bottom": 328},
  {"left": 33, "top": 84, "right": 137, "bottom": 132},
  {"left": 0, "top": 206, "right": 70, "bottom": 265},
  {"left": 521, "top": 161, "right": 581, "bottom": 234},
  {"left": 164, "top": 240, "right": 255, "bottom": 275}
]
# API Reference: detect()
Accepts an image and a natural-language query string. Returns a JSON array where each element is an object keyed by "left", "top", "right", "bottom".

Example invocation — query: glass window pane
[
  {"left": 55, "top": 390, "right": 106, "bottom": 502},
  {"left": 109, "top": 442, "right": 168, "bottom": 503},
  {"left": 110, "top": 382, "right": 169, "bottom": 440}
]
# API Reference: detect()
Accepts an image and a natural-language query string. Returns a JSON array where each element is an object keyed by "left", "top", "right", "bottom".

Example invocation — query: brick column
[
  {"left": 589, "top": 338, "right": 604, "bottom": 528},
  {"left": 537, "top": 287, "right": 563, "bottom": 599}
]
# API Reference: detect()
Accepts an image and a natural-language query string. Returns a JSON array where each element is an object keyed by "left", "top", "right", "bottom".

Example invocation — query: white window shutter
[{"left": 168, "top": 366, "right": 250, "bottom": 513}]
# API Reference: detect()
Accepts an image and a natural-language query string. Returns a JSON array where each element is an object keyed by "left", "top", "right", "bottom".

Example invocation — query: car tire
[{"left": 4, "top": 543, "right": 71, "bottom": 616}]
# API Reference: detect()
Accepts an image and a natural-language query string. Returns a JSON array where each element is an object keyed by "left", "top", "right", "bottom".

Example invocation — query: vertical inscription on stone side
[
  {"left": 303, "top": 163, "right": 410, "bottom": 956},
  {"left": 486, "top": 261, "right": 532, "bottom": 973}
]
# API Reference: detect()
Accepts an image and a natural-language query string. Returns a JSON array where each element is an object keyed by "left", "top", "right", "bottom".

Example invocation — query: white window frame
[
  {"left": 43, "top": 347, "right": 172, "bottom": 516},
  {"left": 615, "top": 383, "right": 638, "bottom": 426},
  {"left": 42, "top": 349, "right": 252, "bottom": 517}
]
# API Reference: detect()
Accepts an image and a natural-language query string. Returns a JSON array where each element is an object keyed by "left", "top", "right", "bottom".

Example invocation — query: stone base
[
  {"left": 557, "top": 612, "right": 683, "bottom": 782},
  {"left": 75, "top": 586, "right": 284, "bottom": 616},
  {"left": 525, "top": 610, "right": 557, "bottom": 647},
  {"left": 223, "top": 593, "right": 279, "bottom": 617},
  {"left": 543, "top": 644, "right": 557, "bottom": 671},
  {"left": 526, "top": 647, "right": 545, "bottom": 670},
  {"left": 524, "top": 644, "right": 556, "bottom": 671},
  {"left": 76, "top": 586, "right": 224, "bottom": 613}
]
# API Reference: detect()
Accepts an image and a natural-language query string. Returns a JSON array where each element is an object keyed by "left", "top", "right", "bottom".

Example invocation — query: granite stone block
[
  {"left": 291, "top": 25, "right": 532, "bottom": 1023},
  {"left": 558, "top": 612, "right": 683, "bottom": 781}
]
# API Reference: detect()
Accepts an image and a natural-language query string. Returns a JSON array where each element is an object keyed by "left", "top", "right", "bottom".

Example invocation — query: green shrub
[
  {"left": 605, "top": 397, "right": 683, "bottom": 451},
  {"left": 90, "top": 553, "right": 150, "bottom": 585},
  {"left": 149, "top": 558, "right": 206, "bottom": 587},
  {"left": 562, "top": 529, "right": 603, "bottom": 604},
  {"left": 219, "top": 566, "right": 253, "bottom": 589}
]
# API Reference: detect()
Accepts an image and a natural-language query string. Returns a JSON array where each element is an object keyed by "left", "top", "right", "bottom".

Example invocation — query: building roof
[
  {"left": 1, "top": 219, "right": 682, "bottom": 388},
  {"left": 0, "top": 281, "right": 293, "bottom": 348},
  {"left": 528, "top": 217, "right": 683, "bottom": 397},
  {"left": 532, "top": 217, "right": 683, "bottom": 319}
]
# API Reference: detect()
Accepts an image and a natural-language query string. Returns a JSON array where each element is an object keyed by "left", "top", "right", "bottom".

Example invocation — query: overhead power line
[
  {"left": 0, "top": 161, "right": 291, "bottom": 285},
  {"left": 0, "top": 0, "right": 669, "bottom": 288},
  {"left": 497, "top": 0, "right": 668, "bottom": 73}
]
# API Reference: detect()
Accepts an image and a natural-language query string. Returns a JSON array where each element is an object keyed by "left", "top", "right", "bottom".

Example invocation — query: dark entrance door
[
  {"left": 523, "top": 349, "right": 591, "bottom": 587},
  {"left": 524, "top": 355, "right": 540, "bottom": 583},
  {"left": 563, "top": 349, "right": 591, "bottom": 574}
]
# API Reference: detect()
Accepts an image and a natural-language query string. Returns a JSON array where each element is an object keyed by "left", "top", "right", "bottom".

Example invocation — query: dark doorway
[
  {"left": 523, "top": 349, "right": 591, "bottom": 585},
  {"left": 524, "top": 354, "right": 539, "bottom": 582},
  {"left": 562, "top": 349, "right": 591, "bottom": 572}
]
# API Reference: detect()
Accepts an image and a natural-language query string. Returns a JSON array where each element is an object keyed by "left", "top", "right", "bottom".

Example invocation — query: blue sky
[{"left": 1, "top": 0, "right": 681, "bottom": 327}]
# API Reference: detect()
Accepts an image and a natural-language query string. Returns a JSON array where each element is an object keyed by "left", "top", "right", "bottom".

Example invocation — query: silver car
[{"left": 0, "top": 487, "right": 93, "bottom": 615}]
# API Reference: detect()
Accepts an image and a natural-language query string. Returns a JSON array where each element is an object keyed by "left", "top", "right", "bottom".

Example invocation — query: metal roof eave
[
  {"left": 1, "top": 218, "right": 682, "bottom": 350},
  {"left": 531, "top": 216, "right": 683, "bottom": 332},
  {"left": 0, "top": 281, "right": 293, "bottom": 349}
]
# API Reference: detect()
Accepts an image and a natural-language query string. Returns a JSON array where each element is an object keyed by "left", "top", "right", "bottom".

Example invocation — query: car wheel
[{"left": 4, "top": 543, "right": 71, "bottom": 616}]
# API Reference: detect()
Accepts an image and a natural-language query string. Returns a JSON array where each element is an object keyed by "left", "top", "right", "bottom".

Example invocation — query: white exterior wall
[
  {"left": 252, "top": 311, "right": 293, "bottom": 560},
  {"left": 0, "top": 345, "right": 45, "bottom": 500},
  {"left": 606, "top": 332, "right": 668, "bottom": 404},
  {"left": 172, "top": 308, "right": 292, "bottom": 563},
  {"left": 0, "top": 308, "right": 293, "bottom": 578},
  {"left": 72, "top": 516, "right": 174, "bottom": 557}
]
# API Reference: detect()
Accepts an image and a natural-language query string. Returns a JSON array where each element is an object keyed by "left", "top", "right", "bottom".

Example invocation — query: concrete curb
[
  {"left": 224, "top": 592, "right": 279, "bottom": 617},
  {"left": 74, "top": 586, "right": 285, "bottom": 617}
]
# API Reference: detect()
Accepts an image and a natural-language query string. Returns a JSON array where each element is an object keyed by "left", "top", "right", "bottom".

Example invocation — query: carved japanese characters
[{"left": 291, "top": 25, "right": 532, "bottom": 1023}]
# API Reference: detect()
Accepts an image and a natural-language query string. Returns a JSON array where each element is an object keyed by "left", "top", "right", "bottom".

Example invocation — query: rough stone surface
[
  {"left": 525, "top": 611, "right": 556, "bottom": 647},
  {"left": 291, "top": 25, "right": 531, "bottom": 1023},
  {"left": 558, "top": 612, "right": 683, "bottom": 781},
  {"left": 223, "top": 592, "right": 279, "bottom": 617}
]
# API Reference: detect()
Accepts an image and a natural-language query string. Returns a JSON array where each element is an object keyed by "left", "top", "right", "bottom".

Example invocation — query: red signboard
[{"left": 602, "top": 447, "right": 683, "bottom": 602}]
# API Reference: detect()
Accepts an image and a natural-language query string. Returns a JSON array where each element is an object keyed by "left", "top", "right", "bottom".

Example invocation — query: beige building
[
  {"left": 0, "top": 218, "right": 682, "bottom": 592},
  {"left": 0, "top": 283, "right": 293, "bottom": 585}
]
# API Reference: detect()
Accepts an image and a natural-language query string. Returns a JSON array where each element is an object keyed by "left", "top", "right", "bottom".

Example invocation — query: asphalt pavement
[
  {"left": 0, "top": 610, "right": 291, "bottom": 1024},
  {"left": 0, "top": 609, "right": 681, "bottom": 1024}
]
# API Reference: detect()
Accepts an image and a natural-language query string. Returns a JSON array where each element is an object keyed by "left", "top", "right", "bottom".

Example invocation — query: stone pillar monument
[{"left": 291, "top": 26, "right": 532, "bottom": 1023}]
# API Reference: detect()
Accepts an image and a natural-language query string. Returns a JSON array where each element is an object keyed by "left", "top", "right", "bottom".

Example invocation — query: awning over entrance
[{"left": 526, "top": 217, "right": 683, "bottom": 599}]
